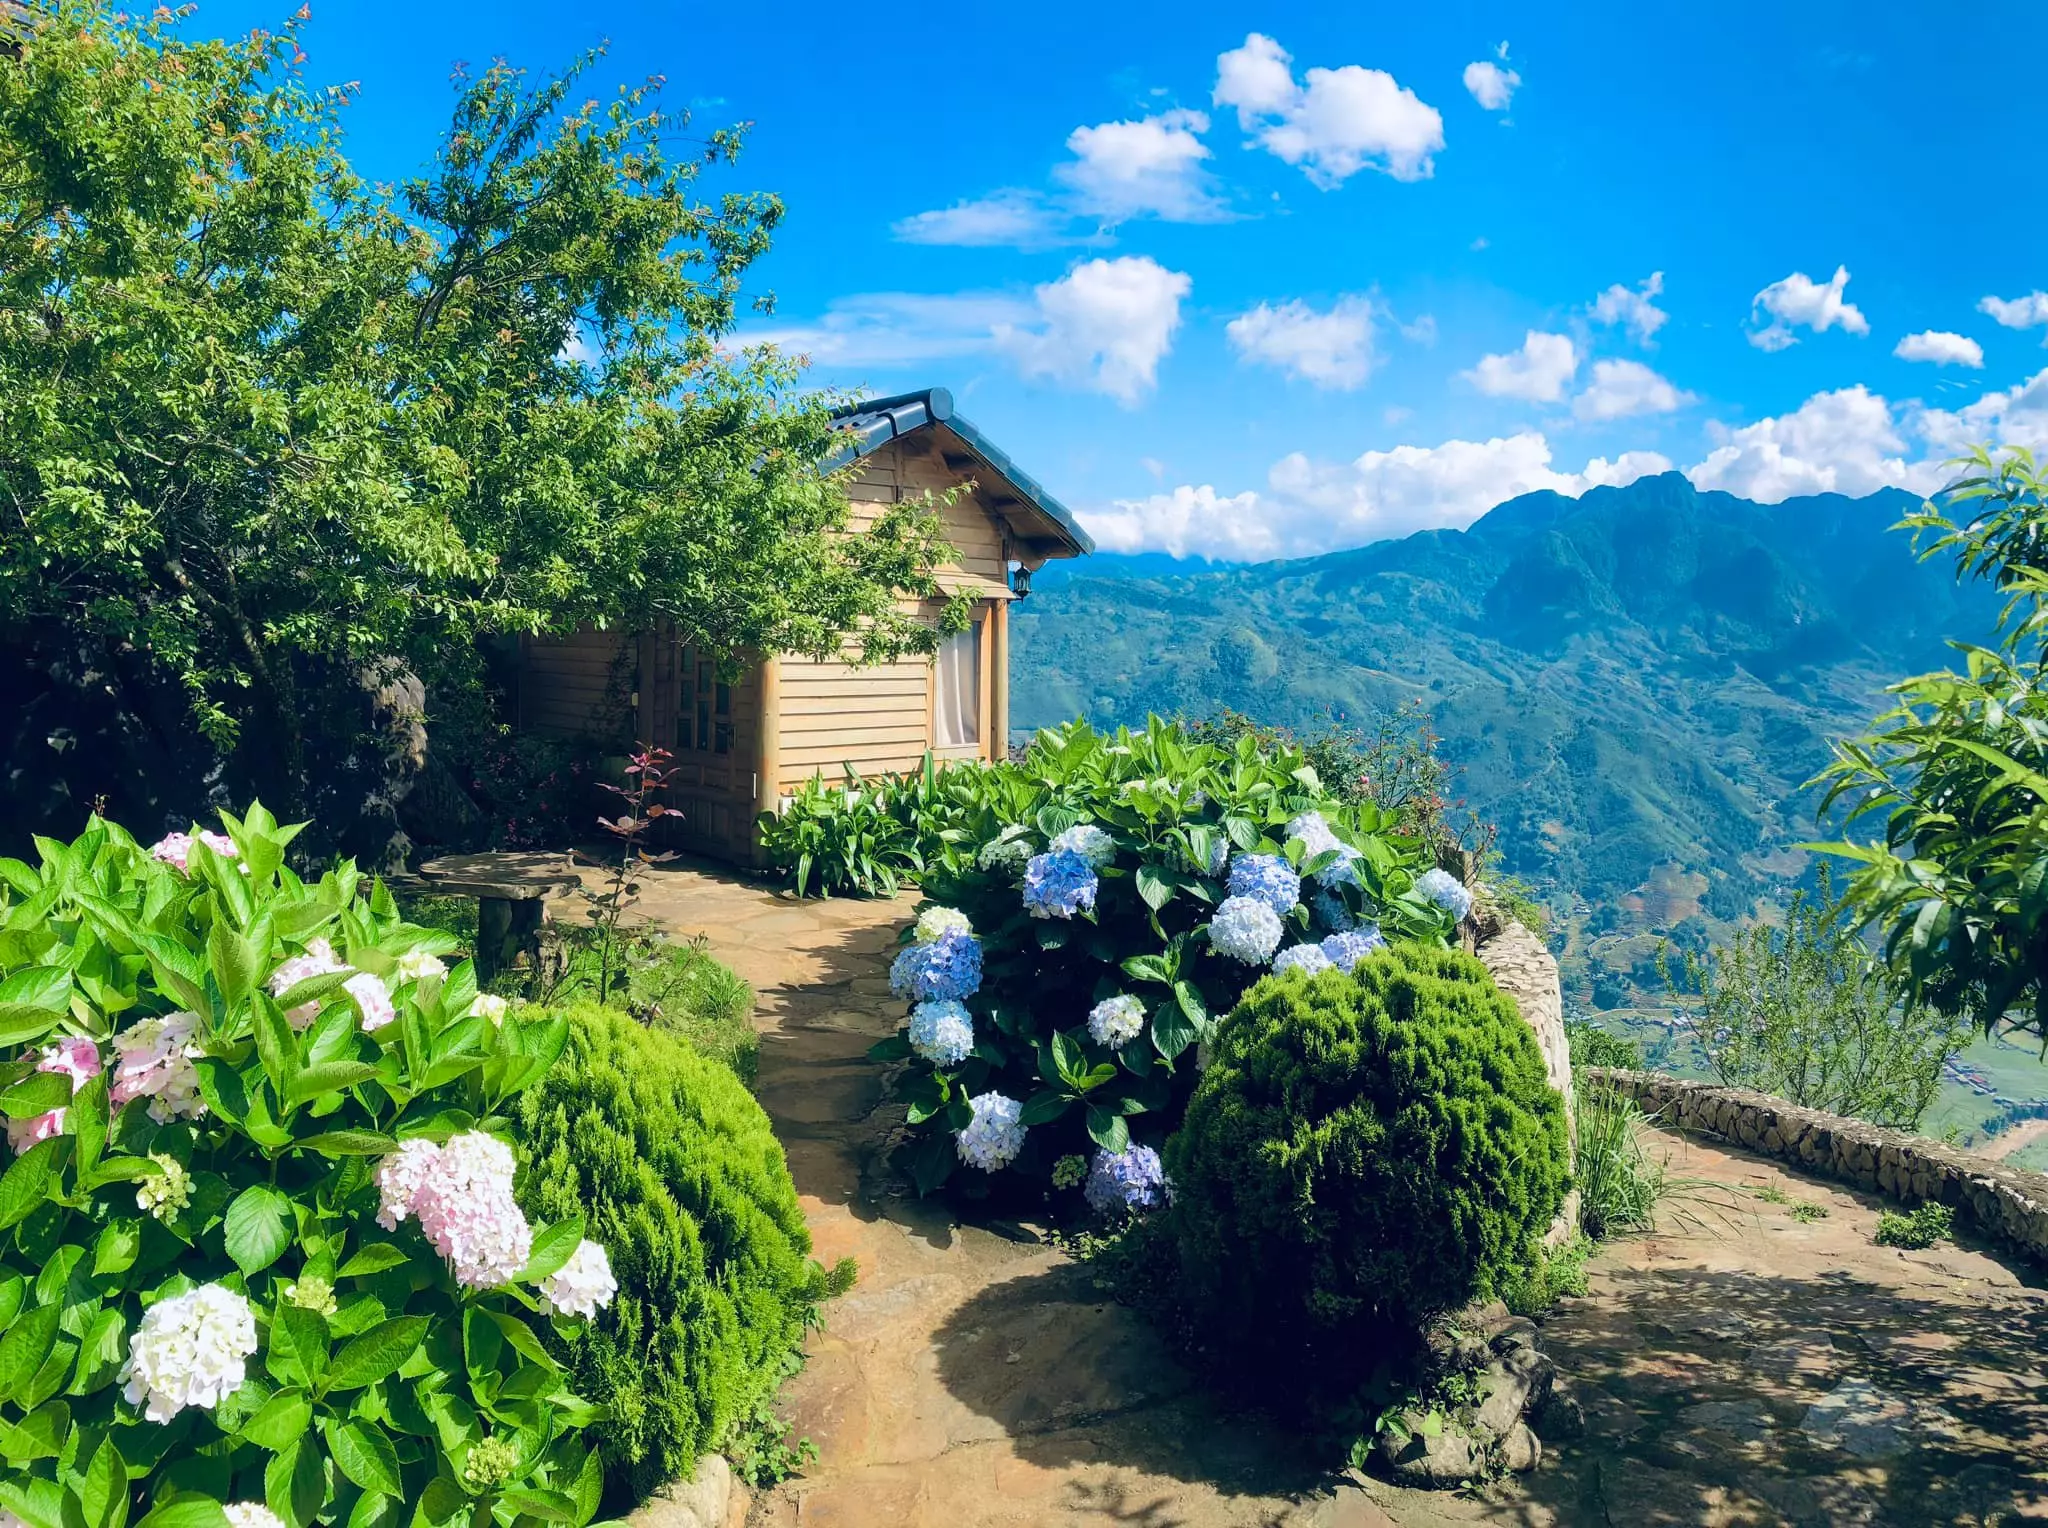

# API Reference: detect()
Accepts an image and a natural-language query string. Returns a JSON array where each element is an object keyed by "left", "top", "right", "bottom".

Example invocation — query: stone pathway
[{"left": 626, "top": 863, "right": 2048, "bottom": 1528}]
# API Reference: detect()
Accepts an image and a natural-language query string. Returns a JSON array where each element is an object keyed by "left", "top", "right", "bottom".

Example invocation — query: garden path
[{"left": 624, "top": 864, "right": 2048, "bottom": 1528}]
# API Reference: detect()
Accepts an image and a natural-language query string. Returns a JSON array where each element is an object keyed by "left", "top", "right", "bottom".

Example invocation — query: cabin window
[{"left": 934, "top": 620, "right": 980, "bottom": 750}]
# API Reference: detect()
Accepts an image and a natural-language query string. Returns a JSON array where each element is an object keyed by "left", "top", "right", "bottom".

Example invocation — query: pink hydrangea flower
[
  {"left": 374, "top": 1137, "right": 444, "bottom": 1231},
  {"left": 146, "top": 829, "right": 243, "bottom": 875},
  {"left": 267, "top": 938, "right": 350, "bottom": 1030},
  {"left": 377, "top": 1131, "right": 531, "bottom": 1288},
  {"left": 7, "top": 1034, "right": 105, "bottom": 1152},
  {"left": 343, "top": 971, "right": 395, "bottom": 1032},
  {"left": 109, "top": 1013, "right": 205, "bottom": 1123}
]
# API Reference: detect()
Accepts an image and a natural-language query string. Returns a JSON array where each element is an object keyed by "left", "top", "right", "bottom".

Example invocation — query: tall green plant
[
  {"left": 1660, "top": 868, "right": 1970, "bottom": 1129},
  {"left": 1813, "top": 446, "right": 2048, "bottom": 1040},
  {"left": 0, "top": 806, "right": 615, "bottom": 1528}
]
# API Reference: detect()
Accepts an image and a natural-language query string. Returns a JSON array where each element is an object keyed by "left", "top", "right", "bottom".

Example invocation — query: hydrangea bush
[
  {"left": 0, "top": 806, "right": 616, "bottom": 1528},
  {"left": 869, "top": 719, "right": 1464, "bottom": 1195}
]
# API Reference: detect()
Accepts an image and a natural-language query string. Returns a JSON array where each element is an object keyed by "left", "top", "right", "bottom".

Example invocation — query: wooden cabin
[{"left": 514, "top": 387, "right": 1094, "bottom": 862}]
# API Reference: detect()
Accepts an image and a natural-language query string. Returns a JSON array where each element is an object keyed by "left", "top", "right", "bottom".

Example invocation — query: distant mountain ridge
[{"left": 1011, "top": 472, "right": 1994, "bottom": 983}]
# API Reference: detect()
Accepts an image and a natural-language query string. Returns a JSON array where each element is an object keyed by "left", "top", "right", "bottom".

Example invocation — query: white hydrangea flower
[
  {"left": 1286, "top": 810, "right": 1360, "bottom": 886},
  {"left": 540, "top": 1239, "right": 619, "bottom": 1319},
  {"left": 109, "top": 1014, "right": 206, "bottom": 1123},
  {"left": 267, "top": 938, "right": 349, "bottom": 1030},
  {"left": 908, "top": 1000, "right": 975, "bottom": 1066},
  {"left": 469, "top": 993, "right": 510, "bottom": 1024},
  {"left": 136, "top": 1153, "right": 192, "bottom": 1222},
  {"left": 1049, "top": 823, "right": 1117, "bottom": 868},
  {"left": 1208, "top": 896, "right": 1285, "bottom": 965},
  {"left": 224, "top": 1505, "right": 285, "bottom": 1528},
  {"left": 1272, "top": 944, "right": 1334, "bottom": 977},
  {"left": 955, "top": 1092, "right": 1026, "bottom": 1172},
  {"left": 344, "top": 971, "right": 396, "bottom": 1032},
  {"left": 977, "top": 828, "right": 1034, "bottom": 878},
  {"left": 375, "top": 1137, "right": 444, "bottom": 1231},
  {"left": 394, "top": 949, "right": 448, "bottom": 982},
  {"left": 1086, "top": 995, "right": 1146, "bottom": 1050},
  {"left": 120, "top": 1283, "right": 257, "bottom": 1423},
  {"left": 913, "top": 906, "right": 973, "bottom": 944}
]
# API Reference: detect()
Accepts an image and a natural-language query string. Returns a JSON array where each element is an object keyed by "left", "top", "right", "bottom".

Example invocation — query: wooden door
[{"left": 670, "top": 643, "right": 747, "bottom": 857}]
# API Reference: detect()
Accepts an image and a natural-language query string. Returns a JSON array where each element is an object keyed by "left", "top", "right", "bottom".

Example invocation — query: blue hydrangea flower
[
  {"left": 1084, "top": 1144, "right": 1170, "bottom": 1215},
  {"left": 1311, "top": 887, "right": 1357, "bottom": 933},
  {"left": 1271, "top": 943, "right": 1333, "bottom": 977},
  {"left": 1227, "top": 853, "right": 1301, "bottom": 916},
  {"left": 1287, "top": 808, "right": 1361, "bottom": 886},
  {"left": 1023, "top": 849, "right": 1099, "bottom": 920},
  {"left": 889, "top": 926, "right": 983, "bottom": 1002},
  {"left": 1050, "top": 823, "right": 1117, "bottom": 868},
  {"left": 1087, "top": 994, "right": 1146, "bottom": 1050},
  {"left": 1209, "top": 895, "right": 1284, "bottom": 965},
  {"left": 1320, "top": 925, "right": 1388, "bottom": 973},
  {"left": 908, "top": 1000, "right": 975, "bottom": 1066},
  {"left": 1415, "top": 868, "right": 1475, "bottom": 922},
  {"left": 956, "top": 1092, "right": 1026, "bottom": 1172}
]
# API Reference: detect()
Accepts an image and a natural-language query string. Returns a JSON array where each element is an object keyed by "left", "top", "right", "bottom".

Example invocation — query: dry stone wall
[
  {"left": 1472, "top": 911, "right": 1578, "bottom": 1247},
  {"left": 1592, "top": 1069, "right": 2048, "bottom": 1266}
]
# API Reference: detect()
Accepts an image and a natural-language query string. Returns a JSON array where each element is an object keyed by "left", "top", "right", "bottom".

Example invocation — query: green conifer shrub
[
  {"left": 1166, "top": 946, "right": 1569, "bottom": 1385},
  {"left": 514, "top": 1003, "right": 839, "bottom": 1504}
]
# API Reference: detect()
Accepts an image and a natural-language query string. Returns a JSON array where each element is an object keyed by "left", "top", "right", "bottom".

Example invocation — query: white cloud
[
  {"left": 1979, "top": 292, "right": 2048, "bottom": 335},
  {"left": 1462, "top": 330, "right": 1579, "bottom": 402},
  {"left": 1590, "top": 271, "right": 1668, "bottom": 345},
  {"left": 746, "top": 257, "right": 1190, "bottom": 404},
  {"left": 746, "top": 291, "right": 1036, "bottom": 369},
  {"left": 1214, "top": 32, "right": 1444, "bottom": 186},
  {"left": 892, "top": 190, "right": 1061, "bottom": 247},
  {"left": 995, "top": 256, "right": 1191, "bottom": 404},
  {"left": 1572, "top": 359, "right": 1695, "bottom": 422},
  {"left": 1686, "top": 385, "right": 1941, "bottom": 502},
  {"left": 1463, "top": 59, "right": 1520, "bottom": 111},
  {"left": 1226, "top": 296, "right": 1378, "bottom": 388},
  {"left": 1058, "top": 109, "right": 1222, "bottom": 222},
  {"left": 1081, "top": 433, "right": 1671, "bottom": 560},
  {"left": 1748, "top": 265, "right": 1869, "bottom": 351},
  {"left": 1914, "top": 366, "right": 2048, "bottom": 458},
  {"left": 1399, "top": 312, "right": 1438, "bottom": 345},
  {"left": 1892, "top": 330, "right": 1983, "bottom": 368}
]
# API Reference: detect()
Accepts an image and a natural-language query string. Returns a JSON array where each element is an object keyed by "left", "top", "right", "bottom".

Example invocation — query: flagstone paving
[{"left": 622, "top": 862, "right": 2048, "bottom": 1528}]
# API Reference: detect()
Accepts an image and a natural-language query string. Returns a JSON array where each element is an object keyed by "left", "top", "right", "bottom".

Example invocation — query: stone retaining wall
[{"left": 1591, "top": 1069, "right": 2048, "bottom": 1266}]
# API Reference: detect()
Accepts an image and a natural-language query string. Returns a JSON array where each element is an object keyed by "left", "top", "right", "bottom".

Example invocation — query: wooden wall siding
[
  {"left": 520, "top": 628, "right": 633, "bottom": 741},
  {"left": 776, "top": 649, "right": 933, "bottom": 790},
  {"left": 844, "top": 440, "right": 1014, "bottom": 600}
]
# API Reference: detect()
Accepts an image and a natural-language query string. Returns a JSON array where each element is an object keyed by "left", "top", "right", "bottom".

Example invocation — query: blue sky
[{"left": 210, "top": 0, "right": 2048, "bottom": 559}]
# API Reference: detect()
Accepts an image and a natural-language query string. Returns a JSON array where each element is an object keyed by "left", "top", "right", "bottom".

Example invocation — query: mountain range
[{"left": 1010, "top": 472, "right": 1997, "bottom": 1003}]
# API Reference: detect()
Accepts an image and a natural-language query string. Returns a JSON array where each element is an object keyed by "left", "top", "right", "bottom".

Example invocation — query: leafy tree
[
  {"left": 0, "top": 3, "right": 951, "bottom": 849},
  {"left": 1660, "top": 867, "right": 1972, "bottom": 1129},
  {"left": 1813, "top": 447, "right": 2048, "bottom": 1040}
]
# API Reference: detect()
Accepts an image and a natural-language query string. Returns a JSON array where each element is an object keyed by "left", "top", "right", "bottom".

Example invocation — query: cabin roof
[{"left": 825, "top": 388, "right": 1095, "bottom": 559}]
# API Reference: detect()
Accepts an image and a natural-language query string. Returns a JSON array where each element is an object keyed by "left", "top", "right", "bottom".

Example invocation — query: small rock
[
  {"left": 629, "top": 1455, "right": 731, "bottom": 1528},
  {"left": 1531, "top": 1376, "right": 1586, "bottom": 1439},
  {"left": 1475, "top": 1362, "right": 1541, "bottom": 1438},
  {"left": 1487, "top": 1315, "right": 1541, "bottom": 1353},
  {"left": 1500, "top": 1421, "right": 1542, "bottom": 1473},
  {"left": 1376, "top": 1418, "right": 1481, "bottom": 1486}
]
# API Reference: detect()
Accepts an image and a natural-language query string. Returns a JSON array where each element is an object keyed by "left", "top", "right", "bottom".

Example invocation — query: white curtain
[{"left": 934, "top": 620, "right": 981, "bottom": 749}]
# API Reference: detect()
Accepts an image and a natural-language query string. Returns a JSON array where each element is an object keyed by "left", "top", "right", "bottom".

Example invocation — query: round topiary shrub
[
  {"left": 1166, "top": 943, "right": 1569, "bottom": 1384},
  {"left": 515, "top": 1002, "right": 838, "bottom": 1504}
]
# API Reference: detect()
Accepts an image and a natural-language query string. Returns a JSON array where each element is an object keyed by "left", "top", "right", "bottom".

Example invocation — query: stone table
[{"left": 415, "top": 851, "right": 581, "bottom": 981}]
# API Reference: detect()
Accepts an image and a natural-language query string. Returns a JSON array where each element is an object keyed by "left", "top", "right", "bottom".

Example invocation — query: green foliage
[
  {"left": 1496, "top": 1234, "right": 1591, "bottom": 1316},
  {"left": 513, "top": 1003, "right": 833, "bottom": 1506},
  {"left": 1573, "top": 1075, "right": 1667, "bottom": 1240},
  {"left": 1660, "top": 867, "right": 1971, "bottom": 1130},
  {"left": 1789, "top": 1201, "right": 1829, "bottom": 1223},
  {"left": 0, "top": 3, "right": 954, "bottom": 838},
  {"left": 1164, "top": 948, "right": 1569, "bottom": 1385},
  {"left": 1563, "top": 1016, "right": 1642, "bottom": 1072},
  {"left": 1815, "top": 446, "right": 2048, "bottom": 1041},
  {"left": 878, "top": 719, "right": 1452, "bottom": 1196},
  {"left": 758, "top": 767, "right": 930, "bottom": 898},
  {"left": 1872, "top": 1201, "right": 1954, "bottom": 1250},
  {"left": 0, "top": 805, "right": 607, "bottom": 1528}
]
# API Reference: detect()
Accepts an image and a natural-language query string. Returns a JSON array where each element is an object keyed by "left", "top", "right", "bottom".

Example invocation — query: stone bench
[{"left": 416, "top": 851, "right": 582, "bottom": 981}]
